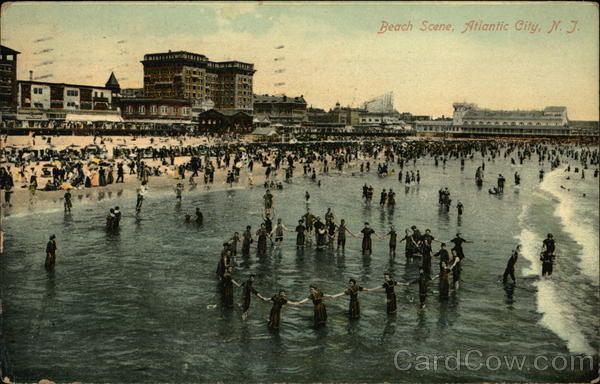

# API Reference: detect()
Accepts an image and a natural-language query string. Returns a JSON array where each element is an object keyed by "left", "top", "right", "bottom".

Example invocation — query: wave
[
  {"left": 540, "top": 168, "right": 599, "bottom": 285},
  {"left": 515, "top": 198, "right": 595, "bottom": 355}
]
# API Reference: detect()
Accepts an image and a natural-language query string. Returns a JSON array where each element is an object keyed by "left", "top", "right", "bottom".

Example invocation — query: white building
[{"left": 415, "top": 103, "right": 571, "bottom": 137}]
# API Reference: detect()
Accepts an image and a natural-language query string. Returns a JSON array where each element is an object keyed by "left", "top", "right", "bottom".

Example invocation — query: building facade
[
  {"left": 330, "top": 103, "right": 365, "bottom": 126},
  {"left": 307, "top": 107, "right": 331, "bottom": 123},
  {"left": 415, "top": 103, "right": 572, "bottom": 137},
  {"left": 253, "top": 94, "right": 307, "bottom": 124},
  {"left": 197, "top": 109, "right": 252, "bottom": 134},
  {"left": 120, "top": 98, "right": 193, "bottom": 122},
  {"left": 0, "top": 45, "right": 20, "bottom": 114},
  {"left": 15, "top": 75, "right": 121, "bottom": 123},
  {"left": 141, "top": 51, "right": 255, "bottom": 111},
  {"left": 121, "top": 88, "right": 145, "bottom": 98}
]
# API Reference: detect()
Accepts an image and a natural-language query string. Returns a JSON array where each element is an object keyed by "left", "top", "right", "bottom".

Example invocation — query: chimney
[{"left": 29, "top": 70, "right": 33, "bottom": 80}]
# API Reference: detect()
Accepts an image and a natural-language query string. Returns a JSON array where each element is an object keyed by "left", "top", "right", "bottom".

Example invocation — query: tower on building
[{"left": 105, "top": 72, "right": 121, "bottom": 95}]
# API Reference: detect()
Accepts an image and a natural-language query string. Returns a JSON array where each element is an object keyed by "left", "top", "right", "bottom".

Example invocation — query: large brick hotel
[{"left": 140, "top": 50, "right": 255, "bottom": 111}]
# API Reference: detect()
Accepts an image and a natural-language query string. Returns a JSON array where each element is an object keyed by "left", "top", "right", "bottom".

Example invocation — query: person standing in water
[
  {"left": 336, "top": 219, "right": 355, "bottom": 252},
  {"left": 379, "top": 189, "right": 387, "bottom": 206},
  {"left": 45, "top": 235, "right": 57, "bottom": 271},
  {"left": 438, "top": 261, "right": 451, "bottom": 299},
  {"left": 215, "top": 242, "right": 233, "bottom": 280},
  {"left": 457, "top": 201, "right": 463, "bottom": 216},
  {"left": 263, "top": 189, "right": 274, "bottom": 215},
  {"left": 409, "top": 268, "right": 432, "bottom": 309},
  {"left": 296, "top": 285, "right": 329, "bottom": 328},
  {"left": 263, "top": 290, "right": 303, "bottom": 330},
  {"left": 272, "top": 218, "right": 293, "bottom": 247},
  {"left": 295, "top": 219, "right": 307, "bottom": 249},
  {"left": 381, "top": 225, "right": 398, "bottom": 260},
  {"left": 64, "top": 188, "right": 72, "bottom": 213},
  {"left": 367, "top": 272, "right": 409, "bottom": 315},
  {"left": 230, "top": 232, "right": 241, "bottom": 257},
  {"left": 241, "top": 225, "right": 253, "bottom": 256},
  {"left": 433, "top": 243, "right": 451, "bottom": 272},
  {"left": 450, "top": 233, "right": 472, "bottom": 261},
  {"left": 358, "top": 222, "right": 379, "bottom": 256},
  {"left": 313, "top": 217, "right": 327, "bottom": 249},
  {"left": 401, "top": 229, "right": 419, "bottom": 262},
  {"left": 303, "top": 208, "right": 316, "bottom": 238},
  {"left": 221, "top": 266, "right": 241, "bottom": 308},
  {"left": 503, "top": 245, "right": 521, "bottom": 284},
  {"left": 449, "top": 247, "right": 462, "bottom": 290},
  {"left": 256, "top": 223, "right": 269, "bottom": 256},
  {"left": 541, "top": 234, "right": 556, "bottom": 276},
  {"left": 174, "top": 183, "right": 184, "bottom": 200},
  {"left": 239, "top": 275, "right": 268, "bottom": 320},
  {"left": 387, "top": 189, "right": 396, "bottom": 208},
  {"left": 328, "top": 278, "right": 365, "bottom": 320},
  {"left": 195, "top": 208, "right": 203, "bottom": 225},
  {"left": 136, "top": 181, "right": 147, "bottom": 213}
]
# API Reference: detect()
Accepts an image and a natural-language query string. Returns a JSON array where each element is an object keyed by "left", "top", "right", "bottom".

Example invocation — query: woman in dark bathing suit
[
  {"left": 263, "top": 290, "right": 302, "bottom": 330},
  {"left": 329, "top": 279, "right": 365, "bottom": 319},
  {"left": 256, "top": 224, "right": 269, "bottom": 256},
  {"left": 297, "top": 285, "right": 329, "bottom": 328},
  {"left": 221, "top": 267, "right": 241, "bottom": 308},
  {"left": 367, "top": 272, "right": 409, "bottom": 314},
  {"left": 241, "top": 226, "right": 253, "bottom": 256}
]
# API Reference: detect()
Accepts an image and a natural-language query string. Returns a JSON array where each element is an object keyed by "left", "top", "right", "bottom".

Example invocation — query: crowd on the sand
[{"left": 28, "top": 135, "right": 599, "bottom": 331}]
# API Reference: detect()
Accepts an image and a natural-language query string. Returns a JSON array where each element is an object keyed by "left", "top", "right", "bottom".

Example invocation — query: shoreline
[{"left": 1, "top": 158, "right": 362, "bottom": 217}]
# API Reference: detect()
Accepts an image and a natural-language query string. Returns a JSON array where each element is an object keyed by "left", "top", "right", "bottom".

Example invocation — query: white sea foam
[
  {"left": 540, "top": 168, "right": 599, "bottom": 285},
  {"left": 536, "top": 279, "right": 595, "bottom": 355},
  {"left": 515, "top": 197, "right": 595, "bottom": 355}
]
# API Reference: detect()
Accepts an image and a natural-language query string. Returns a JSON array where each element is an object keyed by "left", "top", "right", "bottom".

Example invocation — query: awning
[
  {"left": 65, "top": 113, "right": 124, "bottom": 122},
  {"left": 124, "top": 119, "right": 195, "bottom": 125}
]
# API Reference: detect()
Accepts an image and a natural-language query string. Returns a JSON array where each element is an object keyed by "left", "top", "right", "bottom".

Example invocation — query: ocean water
[{"left": 1, "top": 151, "right": 598, "bottom": 383}]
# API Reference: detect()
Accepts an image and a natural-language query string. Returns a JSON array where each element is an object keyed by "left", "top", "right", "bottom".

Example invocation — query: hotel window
[
  {"left": 151, "top": 106, "right": 157, "bottom": 114},
  {"left": 161, "top": 106, "right": 167, "bottom": 115},
  {"left": 34, "top": 88, "right": 43, "bottom": 94},
  {"left": 127, "top": 106, "right": 133, "bottom": 114},
  {"left": 139, "top": 106, "right": 145, "bottom": 114},
  {"left": 6, "top": 55, "right": 13, "bottom": 61}
]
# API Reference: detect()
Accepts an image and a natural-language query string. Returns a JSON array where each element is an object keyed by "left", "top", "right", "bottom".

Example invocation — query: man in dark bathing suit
[
  {"left": 381, "top": 225, "right": 398, "bottom": 260},
  {"left": 433, "top": 243, "right": 451, "bottom": 273},
  {"left": 409, "top": 268, "right": 432, "bottom": 309},
  {"left": 240, "top": 275, "right": 268, "bottom": 320},
  {"left": 450, "top": 233, "right": 472, "bottom": 261},
  {"left": 295, "top": 219, "right": 306, "bottom": 248},
  {"left": 503, "top": 245, "right": 521, "bottom": 284},
  {"left": 541, "top": 234, "right": 556, "bottom": 276}
]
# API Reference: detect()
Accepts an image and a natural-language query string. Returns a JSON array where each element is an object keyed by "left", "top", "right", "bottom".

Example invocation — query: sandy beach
[{"left": 0, "top": 134, "right": 362, "bottom": 215}]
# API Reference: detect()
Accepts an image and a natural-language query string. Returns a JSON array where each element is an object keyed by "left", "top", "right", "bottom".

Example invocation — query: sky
[{"left": 1, "top": 1, "right": 598, "bottom": 120}]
